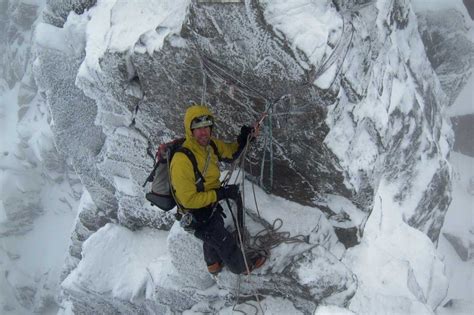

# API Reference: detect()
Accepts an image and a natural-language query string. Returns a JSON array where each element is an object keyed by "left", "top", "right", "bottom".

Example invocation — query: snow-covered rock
[
  {"left": 5, "top": 0, "right": 469, "bottom": 313},
  {"left": 35, "top": 0, "right": 454, "bottom": 249},
  {"left": 343, "top": 179, "right": 448, "bottom": 315},
  {"left": 62, "top": 192, "right": 356, "bottom": 314},
  {"left": 415, "top": 1, "right": 474, "bottom": 106}
]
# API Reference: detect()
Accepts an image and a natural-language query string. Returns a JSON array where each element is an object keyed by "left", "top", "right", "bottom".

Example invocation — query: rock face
[
  {"left": 27, "top": 0, "right": 466, "bottom": 313},
  {"left": 37, "top": 0, "right": 453, "bottom": 242},
  {"left": 451, "top": 114, "right": 474, "bottom": 157},
  {"left": 416, "top": 8, "right": 474, "bottom": 106}
]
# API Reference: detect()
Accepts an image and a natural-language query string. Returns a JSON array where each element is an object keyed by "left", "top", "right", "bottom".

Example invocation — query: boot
[
  {"left": 243, "top": 255, "right": 266, "bottom": 275},
  {"left": 207, "top": 261, "right": 223, "bottom": 275}
]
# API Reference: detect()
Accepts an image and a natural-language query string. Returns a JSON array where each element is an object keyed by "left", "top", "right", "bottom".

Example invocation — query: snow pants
[{"left": 192, "top": 205, "right": 246, "bottom": 274}]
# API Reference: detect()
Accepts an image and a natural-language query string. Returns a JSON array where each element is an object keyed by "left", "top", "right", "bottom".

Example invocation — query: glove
[
  {"left": 237, "top": 125, "right": 255, "bottom": 147},
  {"left": 215, "top": 184, "right": 240, "bottom": 201}
]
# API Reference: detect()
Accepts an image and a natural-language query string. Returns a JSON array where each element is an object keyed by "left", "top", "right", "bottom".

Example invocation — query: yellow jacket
[{"left": 170, "top": 105, "right": 240, "bottom": 210}]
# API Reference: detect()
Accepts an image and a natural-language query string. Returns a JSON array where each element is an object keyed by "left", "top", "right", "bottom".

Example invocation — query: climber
[{"left": 170, "top": 104, "right": 266, "bottom": 275}]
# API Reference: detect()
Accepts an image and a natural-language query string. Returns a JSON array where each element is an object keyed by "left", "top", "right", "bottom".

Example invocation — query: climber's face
[{"left": 192, "top": 126, "right": 211, "bottom": 147}]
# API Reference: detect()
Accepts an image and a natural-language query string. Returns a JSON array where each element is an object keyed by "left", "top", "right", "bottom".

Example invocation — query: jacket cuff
[{"left": 214, "top": 189, "right": 221, "bottom": 202}]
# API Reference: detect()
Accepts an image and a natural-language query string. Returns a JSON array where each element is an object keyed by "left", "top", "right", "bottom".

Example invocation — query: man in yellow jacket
[{"left": 170, "top": 104, "right": 265, "bottom": 275}]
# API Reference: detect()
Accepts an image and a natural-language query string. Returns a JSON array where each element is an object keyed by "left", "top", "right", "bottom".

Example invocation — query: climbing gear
[
  {"left": 180, "top": 212, "right": 196, "bottom": 231},
  {"left": 143, "top": 138, "right": 219, "bottom": 211}
]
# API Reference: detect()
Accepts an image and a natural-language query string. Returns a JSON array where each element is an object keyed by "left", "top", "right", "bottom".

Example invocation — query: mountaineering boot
[
  {"left": 243, "top": 255, "right": 266, "bottom": 275},
  {"left": 207, "top": 261, "right": 223, "bottom": 275}
]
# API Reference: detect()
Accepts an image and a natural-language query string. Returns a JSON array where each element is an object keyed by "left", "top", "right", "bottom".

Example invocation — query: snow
[
  {"left": 412, "top": 0, "right": 474, "bottom": 38},
  {"left": 4, "top": 194, "right": 75, "bottom": 279},
  {"left": 412, "top": 0, "right": 469, "bottom": 15},
  {"left": 314, "top": 62, "right": 338, "bottom": 89},
  {"left": 216, "top": 296, "right": 304, "bottom": 315},
  {"left": 0, "top": 82, "right": 80, "bottom": 313},
  {"left": 315, "top": 304, "right": 356, "bottom": 315},
  {"left": 113, "top": 175, "right": 136, "bottom": 195},
  {"left": 261, "top": 0, "right": 343, "bottom": 72},
  {"left": 443, "top": 153, "right": 474, "bottom": 243},
  {"left": 436, "top": 152, "right": 474, "bottom": 304},
  {"left": 0, "top": 84, "right": 20, "bottom": 160},
  {"left": 35, "top": 23, "right": 72, "bottom": 53},
  {"left": 448, "top": 73, "right": 474, "bottom": 117},
  {"left": 241, "top": 178, "right": 346, "bottom": 260},
  {"left": 343, "top": 179, "right": 449, "bottom": 314},
  {"left": 317, "top": 194, "right": 366, "bottom": 229},
  {"left": 62, "top": 223, "right": 170, "bottom": 301},
  {"left": 2, "top": 0, "right": 474, "bottom": 314},
  {"left": 78, "top": 0, "right": 190, "bottom": 79},
  {"left": 0, "top": 200, "right": 6, "bottom": 223}
]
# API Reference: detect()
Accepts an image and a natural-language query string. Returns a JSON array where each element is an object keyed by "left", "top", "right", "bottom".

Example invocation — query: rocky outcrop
[
  {"left": 443, "top": 231, "right": 474, "bottom": 261},
  {"left": 61, "top": 198, "right": 356, "bottom": 315},
  {"left": 416, "top": 8, "right": 474, "bottom": 106},
  {"left": 35, "top": 0, "right": 453, "bottom": 246},
  {"left": 30, "top": 0, "right": 457, "bottom": 313}
]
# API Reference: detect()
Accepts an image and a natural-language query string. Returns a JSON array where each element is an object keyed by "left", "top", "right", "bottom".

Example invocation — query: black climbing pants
[{"left": 192, "top": 205, "right": 247, "bottom": 274}]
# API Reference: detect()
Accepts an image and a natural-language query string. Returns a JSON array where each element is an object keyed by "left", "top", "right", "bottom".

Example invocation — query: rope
[
  {"left": 197, "top": 62, "right": 308, "bottom": 310},
  {"left": 195, "top": 49, "right": 340, "bottom": 313},
  {"left": 200, "top": 58, "right": 207, "bottom": 105},
  {"left": 223, "top": 135, "right": 308, "bottom": 315},
  {"left": 267, "top": 108, "right": 274, "bottom": 190},
  {"left": 190, "top": 5, "right": 363, "bottom": 312}
]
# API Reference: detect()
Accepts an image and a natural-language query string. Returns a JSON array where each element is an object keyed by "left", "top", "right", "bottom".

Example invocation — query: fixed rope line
[
  {"left": 206, "top": 98, "right": 307, "bottom": 315},
  {"left": 201, "top": 55, "right": 268, "bottom": 101},
  {"left": 267, "top": 107, "right": 274, "bottom": 190},
  {"left": 198, "top": 53, "right": 309, "bottom": 260},
  {"left": 200, "top": 58, "right": 207, "bottom": 105},
  {"left": 231, "top": 134, "right": 308, "bottom": 258}
]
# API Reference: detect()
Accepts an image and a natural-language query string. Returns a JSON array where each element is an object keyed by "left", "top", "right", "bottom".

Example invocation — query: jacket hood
[{"left": 184, "top": 105, "right": 214, "bottom": 139}]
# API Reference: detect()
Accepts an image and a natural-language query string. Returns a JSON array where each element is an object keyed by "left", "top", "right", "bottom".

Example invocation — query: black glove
[
  {"left": 215, "top": 184, "right": 240, "bottom": 201},
  {"left": 237, "top": 125, "right": 255, "bottom": 147}
]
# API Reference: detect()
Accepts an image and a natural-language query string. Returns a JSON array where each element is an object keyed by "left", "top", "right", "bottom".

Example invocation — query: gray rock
[
  {"left": 417, "top": 9, "right": 474, "bottom": 105},
  {"left": 165, "top": 209, "right": 356, "bottom": 314},
  {"left": 442, "top": 232, "right": 473, "bottom": 261}
]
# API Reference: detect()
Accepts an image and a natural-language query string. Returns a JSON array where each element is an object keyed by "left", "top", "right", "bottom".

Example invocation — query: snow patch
[
  {"left": 261, "top": 0, "right": 343, "bottom": 71},
  {"left": 62, "top": 223, "right": 170, "bottom": 301},
  {"left": 343, "top": 179, "right": 449, "bottom": 314},
  {"left": 448, "top": 73, "right": 474, "bottom": 117},
  {"left": 0, "top": 200, "right": 6, "bottom": 223},
  {"left": 79, "top": 0, "right": 190, "bottom": 79}
]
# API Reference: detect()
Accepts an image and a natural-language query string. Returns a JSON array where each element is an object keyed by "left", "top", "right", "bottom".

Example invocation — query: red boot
[
  {"left": 243, "top": 255, "right": 266, "bottom": 275},
  {"left": 207, "top": 262, "right": 223, "bottom": 275}
]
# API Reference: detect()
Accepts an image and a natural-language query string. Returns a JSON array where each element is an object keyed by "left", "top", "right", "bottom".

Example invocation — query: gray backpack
[{"left": 143, "top": 138, "right": 219, "bottom": 211}]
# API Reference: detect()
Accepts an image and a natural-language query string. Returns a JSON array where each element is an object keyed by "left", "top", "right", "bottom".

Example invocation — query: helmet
[{"left": 191, "top": 115, "right": 214, "bottom": 130}]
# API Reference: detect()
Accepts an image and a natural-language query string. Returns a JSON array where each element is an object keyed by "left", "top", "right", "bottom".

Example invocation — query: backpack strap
[
  {"left": 209, "top": 140, "right": 222, "bottom": 161},
  {"left": 175, "top": 147, "right": 205, "bottom": 192}
]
